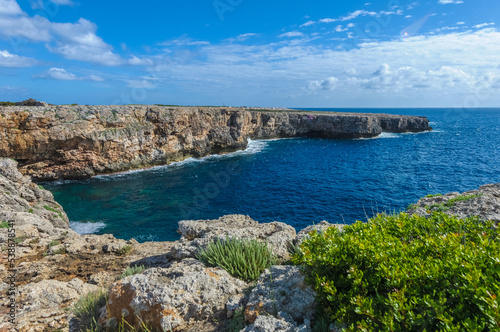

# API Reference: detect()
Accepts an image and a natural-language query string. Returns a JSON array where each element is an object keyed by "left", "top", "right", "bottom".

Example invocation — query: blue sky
[{"left": 0, "top": 0, "right": 499, "bottom": 107}]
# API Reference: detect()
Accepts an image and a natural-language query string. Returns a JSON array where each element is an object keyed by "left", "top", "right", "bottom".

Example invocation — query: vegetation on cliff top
[
  {"left": 197, "top": 237, "right": 276, "bottom": 282},
  {"left": 294, "top": 212, "right": 500, "bottom": 331}
]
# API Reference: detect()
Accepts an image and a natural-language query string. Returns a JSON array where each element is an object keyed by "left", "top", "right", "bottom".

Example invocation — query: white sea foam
[
  {"left": 134, "top": 234, "right": 161, "bottom": 242},
  {"left": 70, "top": 221, "right": 106, "bottom": 235},
  {"left": 377, "top": 132, "right": 401, "bottom": 139}
]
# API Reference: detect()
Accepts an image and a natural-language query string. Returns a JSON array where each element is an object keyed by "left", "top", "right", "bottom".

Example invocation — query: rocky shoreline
[
  {"left": 1, "top": 157, "right": 499, "bottom": 331},
  {"left": 0, "top": 105, "right": 431, "bottom": 181}
]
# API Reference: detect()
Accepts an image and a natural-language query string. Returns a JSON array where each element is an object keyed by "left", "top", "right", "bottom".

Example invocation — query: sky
[{"left": 0, "top": 0, "right": 499, "bottom": 107}]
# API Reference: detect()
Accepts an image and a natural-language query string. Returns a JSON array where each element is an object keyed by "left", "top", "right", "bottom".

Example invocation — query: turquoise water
[{"left": 44, "top": 108, "right": 500, "bottom": 242}]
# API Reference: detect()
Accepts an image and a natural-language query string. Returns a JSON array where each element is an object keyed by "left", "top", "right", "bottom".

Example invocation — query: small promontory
[{"left": 0, "top": 105, "right": 431, "bottom": 181}]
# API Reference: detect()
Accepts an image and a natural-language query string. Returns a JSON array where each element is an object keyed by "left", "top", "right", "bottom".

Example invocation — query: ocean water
[{"left": 44, "top": 108, "right": 500, "bottom": 242}]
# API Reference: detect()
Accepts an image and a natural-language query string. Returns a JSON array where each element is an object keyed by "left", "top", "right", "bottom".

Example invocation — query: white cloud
[
  {"left": 334, "top": 25, "right": 348, "bottom": 32},
  {"left": 48, "top": 18, "right": 122, "bottom": 65},
  {"left": 438, "top": 0, "right": 464, "bottom": 4},
  {"left": 0, "top": 0, "right": 23, "bottom": 15},
  {"left": 407, "top": 2, "right": 419, "bottom": 10},
  {"left": 0, "top": 2, "right": 124, "bottom": 65},
  {"left": 49, "top": 0, "right": 74, "bottom": 5},
  {"left": 224, "top": 33, "right": 258, "bottom": 43},
  {"left": 457, "top": 21, "right": 465, "bottom": 25},
  {"left": 278, "top": 31, "right": 304, "bottom": 38},
  {"left": 302, "top": 9, "right": 404, "bottom": 27},
  {"left": 34, "top": 67, "right": 104, "bottom": 81},
  {"left": 473, "top": 23, "right": 494, "bottom": 29},
  {"left": 308, "top": 64, "right": 479, "bottom": 92},
  {"left": 0, "top": 50, "right": 37, "bottom": 67},
  {"left": 147, "top": 29, "right": 500, "bottom": 106},
  {"left": 128, "top": 55, "right": 153, "bottom": 66},
  {"left": 319, "top": 18, "right": 336, "bottom": 23},
  {"left": 0, "top": 85, "right": 29, "bottom": 96},
  {"left": 235, "top": 33, "right": 257, "bottom": 41},
  {"left": 301, "top": 20, "right": 315, "bottom": 27},
  {"left": 160, "top": 37, "right": 210, "bottom": 46}
]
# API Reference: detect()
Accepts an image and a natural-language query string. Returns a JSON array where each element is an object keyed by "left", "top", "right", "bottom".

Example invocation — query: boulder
[
  {"left": 244, "top": 266, "right": 315, "bottom": 328},
  {"left": 295, "top": 221, "right": 345, "bottom": 246},
  {"left": 241, "top": 312, "right": 311, "bottom": 332},
  {"left": 0, "top": 278, "right": 99, "bottom": 332},
  {"left": 106, "top": 258, "right": 246, "bottom": 331}
]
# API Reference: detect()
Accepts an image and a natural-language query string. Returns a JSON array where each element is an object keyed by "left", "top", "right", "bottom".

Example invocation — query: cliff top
[{"left": 0, "top": 104, "right": 428, "bottom": 119}]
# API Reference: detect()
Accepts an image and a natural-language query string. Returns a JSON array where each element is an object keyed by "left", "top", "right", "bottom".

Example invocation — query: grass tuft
[
  {"left": 48, "top": 240, "right": 60, "bottom": 248},
  {"left": 0, "top": 221, "right": 10, "bottom": 228},
  {"left": 72, "top": 288, "right": 108, "bottom": 332},
  {"left": 116, "top": 245, "right": 133, "bottom": 256},
  {"left": 119, "top": 265, "right": 146, "bottom": 279}
]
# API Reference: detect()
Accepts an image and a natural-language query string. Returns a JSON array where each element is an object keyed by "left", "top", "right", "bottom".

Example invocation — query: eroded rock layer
[{"left": 0, "top": 105, "right": 431, "bottom": 181}]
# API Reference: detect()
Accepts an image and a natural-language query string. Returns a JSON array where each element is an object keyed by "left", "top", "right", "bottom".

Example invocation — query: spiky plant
[{"left": 196, "top": 237, "right": 276, "bottom": 282}]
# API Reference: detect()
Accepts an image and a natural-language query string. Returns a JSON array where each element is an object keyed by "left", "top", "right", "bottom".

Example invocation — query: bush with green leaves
[
  {"left": 294, "top": 212, "right": 500, "bottom": 331},
  {"left": 0, "top": 221, "right": 10, "bottom": 228},
  {"left": 197, "top": 237, "right": 276, "bottom": 282}
]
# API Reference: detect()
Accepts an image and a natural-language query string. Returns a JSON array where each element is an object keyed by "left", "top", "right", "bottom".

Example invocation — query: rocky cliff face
[{"left": 0, "top": 105, "right": 431, "bottom": 181}]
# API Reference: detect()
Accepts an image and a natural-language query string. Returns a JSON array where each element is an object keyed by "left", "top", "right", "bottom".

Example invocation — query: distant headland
[{"left": 0, "top": 102, "right": 431, "bottom": 181}]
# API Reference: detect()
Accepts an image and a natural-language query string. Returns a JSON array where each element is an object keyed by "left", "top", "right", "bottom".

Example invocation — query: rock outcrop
[
  {"left": 406, "top": 183, "right": 500, "bottom": 223},
  {"left": 0, "top": 159, "right": 176, "bottom": 331},
  {"left": 244, "top": 266, "right": 315, "bottom": 328},
  {"left": 106, "top": 258, "right": 246, "bottom": 331},
  {"left": 0, "top": 105, "right": 431, "bottom": 181},
  {"left": 173, "top": 214, "right": 296, "bottom": 261}
]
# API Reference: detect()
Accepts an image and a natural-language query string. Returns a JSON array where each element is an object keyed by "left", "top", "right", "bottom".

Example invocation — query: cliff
[{"left": 0, "top": 105, "right": 431, "bottom": 181}]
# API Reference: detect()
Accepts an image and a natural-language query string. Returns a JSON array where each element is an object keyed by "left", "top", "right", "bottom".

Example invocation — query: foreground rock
[
  {"left": 244, "top": 266, "right": 315, "bottom": 329},
  {"left": 0, "top": 105, "right": 431, "bottom": 181},
  {"left": 406, "top": 183, "right": 500, "bottom": 223},
  {"left": 0, "top": 159, "right": 175, "bottom": 331},
  {"left": 107, "top": 258, "right": 246, "bottom": 331}
]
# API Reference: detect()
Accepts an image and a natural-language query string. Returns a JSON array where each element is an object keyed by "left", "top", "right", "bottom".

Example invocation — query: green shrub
[
  {"left": 228, "top": 307, "right": 246, "bottom": 332},
  {"left": 0, "top": 221, "right": 10, "bottom": 228},
  {"left": 14, "top": 235, "right": 28, "bottom": 244},
  {"left": 294, "top": 212, "right": 500, "bottom": 331},
  {"left": 72, "top": 288, "right": 108, "bottom": 332},
  {"left": 53, "top": 247, "right": 66, "bottom": 255},
  {"left": 0, "top": 101, "right": 16, "bottom": 106},
  {"left": 37, "top": 184, "right": 44, "bottom": 190},
  {"left": 197, "top": 237, "right": 276, "bottom": 282},
  {"left": 427, "top": 194, "right": 482, "bottom": 212},
  {"left": 48, "top": 240, "right": 60, "bottom": 248},
  {"left": 119, "top": 265, "right": 146, "bottom": 279},
  {"left": 44, "top": 205, "right": 64, "bottom": 219},
  {"left": 425, "top": 193, "right": 442, "bottom": 198},
  {"left": 116, "top": 245, "right": 133, "bottom": 256}
]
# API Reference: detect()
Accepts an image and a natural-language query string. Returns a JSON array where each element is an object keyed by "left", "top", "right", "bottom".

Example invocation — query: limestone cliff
[{"left": 0, "top": 105, "right": 431, "bottom": 181}]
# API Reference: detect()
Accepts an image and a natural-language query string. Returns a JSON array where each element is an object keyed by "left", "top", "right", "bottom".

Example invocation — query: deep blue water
[{"left": 44, "top": 108, "right": 500, "bottom": 242}]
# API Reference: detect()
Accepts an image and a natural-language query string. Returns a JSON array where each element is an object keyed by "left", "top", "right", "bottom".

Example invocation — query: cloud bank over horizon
[{"left": 0, "top": 0, "right": 499, "bottom": 107}]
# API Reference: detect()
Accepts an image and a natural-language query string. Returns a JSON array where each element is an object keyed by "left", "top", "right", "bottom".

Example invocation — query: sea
[{"left": 43, "top": 108, "right": 500, "bottom": 242}]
